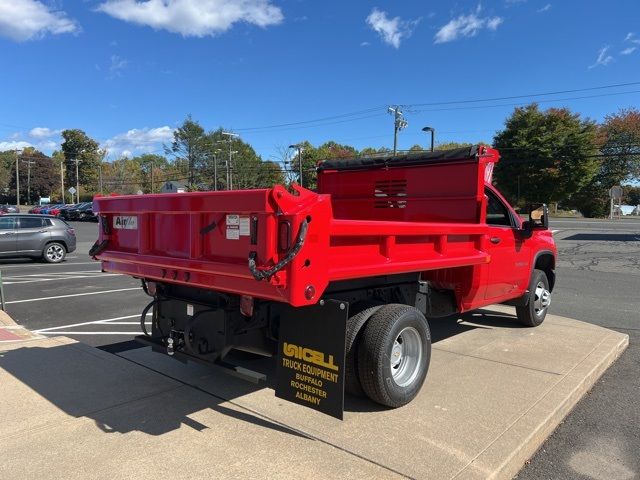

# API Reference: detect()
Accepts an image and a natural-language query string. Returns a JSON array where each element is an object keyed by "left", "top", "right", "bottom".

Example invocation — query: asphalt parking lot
[
  {"left": 0, "top": 221, "right": 149, "bottom": 348},
  {"left": 1, "top": 217, "right": 639, "bottom": 478}
]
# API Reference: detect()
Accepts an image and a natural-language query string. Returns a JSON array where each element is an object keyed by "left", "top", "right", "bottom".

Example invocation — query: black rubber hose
[
  {"left": 249, "top": 218, "right": 309, "bottom": 281},
  {"left": 89, "top": 239, "right": 109, "bottom": 257},
  {"left": 140, "top": 300, "right": 156, "bottom": 337}
]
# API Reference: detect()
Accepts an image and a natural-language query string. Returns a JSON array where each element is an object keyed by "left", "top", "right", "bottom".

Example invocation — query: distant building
[
  {"left": 614, "top": 205, "right": 638, "bottom": 216},
  {"left": 160, "top": 181, "right": 187, "bottom": 193}
]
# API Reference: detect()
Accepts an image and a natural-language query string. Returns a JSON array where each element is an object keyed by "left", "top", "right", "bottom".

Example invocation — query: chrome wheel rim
[
  {"left": 533, "top": 281, "right": 551, "bottom": 316},
  {"left": 46, "top": 245, "right": 64, "bottom": 262},
  {"left": 390, "top": 327, "right": 423, "bottom": 387}
]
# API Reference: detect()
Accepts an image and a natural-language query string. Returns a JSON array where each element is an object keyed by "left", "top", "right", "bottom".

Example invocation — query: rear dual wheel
[{"left": 346, "top": 304, "right": 431, "bottom": 408}]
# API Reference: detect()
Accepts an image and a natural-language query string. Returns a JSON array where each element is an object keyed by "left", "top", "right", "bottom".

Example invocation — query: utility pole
[
  {"left": 75, "top": 157, "right": 81, "bottom": 203},
  {"left": 222, "top": 132, "right": 239, "bottom": 190},
  {"left": 60, "top": 159, "right": 65, "bottom": 203},
  {"left": 99, "top": 158, "right": 104, "bottom": 195},
  {"left": 421, "top": 126, "right": 435, "bottom": 152},
  {"left": 22, "top": 159, "right": 36, "bottom": 205},
  {"left": 288, "top": 144, "right": 304, "bottom": 187},
  {"left": 388, "top": 106, "right": 408, "bottom": 156},
  {"left": 14, "top": 150, "right": 21, "bottom": 207}
]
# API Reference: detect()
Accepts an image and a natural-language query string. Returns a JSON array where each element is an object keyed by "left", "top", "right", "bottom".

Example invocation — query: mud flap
[{"left": 275, "top": 299, "right": 348, "bottom": 420}]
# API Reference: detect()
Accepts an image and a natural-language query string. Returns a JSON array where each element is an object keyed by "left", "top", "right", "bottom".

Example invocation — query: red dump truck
[{"left": 92, "top": 146, "right": 557, "bottom": 419}]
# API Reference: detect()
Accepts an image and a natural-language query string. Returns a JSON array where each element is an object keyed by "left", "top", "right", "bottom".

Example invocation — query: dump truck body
[{"left": 92, "top": 146, "right": 557, "bottom": 418}]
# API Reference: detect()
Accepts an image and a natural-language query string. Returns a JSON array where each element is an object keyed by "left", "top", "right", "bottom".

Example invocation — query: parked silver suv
[{"left": 0, "top": 215, "right": 77, "bottom": 263}]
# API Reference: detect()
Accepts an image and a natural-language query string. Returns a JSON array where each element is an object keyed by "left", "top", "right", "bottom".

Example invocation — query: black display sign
[{"left": 275, "top": 299, "right": 348, "bottom": 420}]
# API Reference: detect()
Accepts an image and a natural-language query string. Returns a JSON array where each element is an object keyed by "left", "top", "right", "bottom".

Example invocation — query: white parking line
[
  {"left": 0, "top": 261, "right": 97, "bottom": 270},
  {"left": 39, "top": 331, "right": 143, "bottom": 335},
  {"left": 35, "top": 313, "right": 150, "bottom": 333},
  {"left": 3, "top": 273, "right": 122, "bottom": 285},
  {"left": 6, "top": 288, "right": 140, "bottom": 305}
]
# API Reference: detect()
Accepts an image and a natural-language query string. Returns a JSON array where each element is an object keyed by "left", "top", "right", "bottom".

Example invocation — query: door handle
[{"left": 490, "top": 237, "right": 501, "bottom": 244}]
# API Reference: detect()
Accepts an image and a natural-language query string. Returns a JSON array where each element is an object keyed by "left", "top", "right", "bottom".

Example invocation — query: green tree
[
  {"left": 493, "top": 104, "right": 599, "bottom": 207},
  {"left": 4, "top": 149, "right": 59, "bottom": 204},
  {"left": 298, "top": 141, "right": 357, "bottom": 190},
  {"left": 131, "top": 154, "right": 170, "bottom": 193},
  {"left": 61, "top": 129, "right": 103, "bottom": 196},
  {"left": 571, "top": 108, "right": 640, "bottom": 216},
  {"left": 168, "top": 116, "right": 210, "bottom": 187},
  {"left": 0, "top": 150, "right": 14, "bottom": 201}
]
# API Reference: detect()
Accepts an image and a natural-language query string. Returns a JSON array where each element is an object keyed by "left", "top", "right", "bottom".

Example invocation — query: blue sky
[{"left": 0, "top": 0, "right": 639, "bottom": 161}]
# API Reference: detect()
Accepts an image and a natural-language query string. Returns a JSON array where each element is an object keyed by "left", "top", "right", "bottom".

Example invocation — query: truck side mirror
[
  {"left": 526, "top": 203, "right": 549, "bottom": 229},
  {"left": 520, "top": 220, "right": 534, "bottom": 239}
]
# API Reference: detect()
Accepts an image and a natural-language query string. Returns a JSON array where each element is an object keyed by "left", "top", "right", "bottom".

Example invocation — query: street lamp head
[
  {"left": 222, "top": 131, "right": 239, "bottom": 138},
  {"left": 288, "top": 144, "right": 303, "bottom": 149},
  {"left": 422, "top": 126, "right": 434, "bottom": 132}
]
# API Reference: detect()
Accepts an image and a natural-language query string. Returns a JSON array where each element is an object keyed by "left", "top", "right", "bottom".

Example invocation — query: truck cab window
[{"left": 485, "top": 189, "right": 512, "bottom": 227}]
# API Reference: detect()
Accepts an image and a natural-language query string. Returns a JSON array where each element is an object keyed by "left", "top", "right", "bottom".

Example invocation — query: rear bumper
[{"left": 65, "top": 235, "right": 77, "bottom": 253}]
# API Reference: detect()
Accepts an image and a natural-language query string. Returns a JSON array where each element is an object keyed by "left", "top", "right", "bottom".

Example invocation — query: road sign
[
  {"left": 609, "top": 186, "right": 623, "bottom": 199},
  {"left": 68, "top": 186, "right": 77, "bottom": 195}
]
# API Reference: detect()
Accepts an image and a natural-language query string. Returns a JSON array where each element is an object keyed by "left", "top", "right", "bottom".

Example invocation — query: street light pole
[
  {"left": 213, "top": 149, "right": 222, "bottom": 191},
  {"left": 421, "top": 126, "right": 435, "bottom": 152},
  {"left": 288, "top": 144, "right": 304, "bottom": 187}
]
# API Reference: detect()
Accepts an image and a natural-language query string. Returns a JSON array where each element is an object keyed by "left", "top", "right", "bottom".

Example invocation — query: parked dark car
[
  {"left": 61, "top": 202, "right": 89, "bottom": 221},
  {"left": 0, "top": 214, "right": 76, "bottom": 263}
]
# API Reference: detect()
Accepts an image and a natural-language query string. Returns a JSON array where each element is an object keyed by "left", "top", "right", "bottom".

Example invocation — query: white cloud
[
  {"left": 0, "top": 140, "right": 33, "bottom": 151},
  {"left": 588, "top": 46, "right": 613, "bottom": 69},
  {"left": 29, "top": 127, "right": 60, "bottom": 138},
  {"left": 0, "top": 0, "right": 79, "bottom": 41},
  {"left": 366, "top": 8, "right": 418, "bottom": 49},
  {"left": 96, "top": 0, "right": 283, "bottom": 37},
  {"left": 621, "top": 47, "right": 637, "bottom": 55},
  {"left": 624, "top": 32, "right": 640, "bottom": 45},
  {"left": 108, "top": 55, "right": 129, "bottom": 78},
  {"left": 360, "top": 41, "right": 370, "bottom": 47},
  {"left": 102, "top": 126, "right": 175, "bottom": 157},
  {"left": 434, "top": 6, "right": 503, "bottom": 44},
  {"left": 537, "top": 4, "right": 551, "bottom": 13}
]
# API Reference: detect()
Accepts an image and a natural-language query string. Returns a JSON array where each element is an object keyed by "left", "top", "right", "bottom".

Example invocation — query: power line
[{"left": 232, "top": 81, "right": 640, "bottom": 132}]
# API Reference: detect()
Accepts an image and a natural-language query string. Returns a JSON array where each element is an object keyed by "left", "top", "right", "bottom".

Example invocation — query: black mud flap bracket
[{"left": 275, "top": 299, "right": 348, "bottom": 420}]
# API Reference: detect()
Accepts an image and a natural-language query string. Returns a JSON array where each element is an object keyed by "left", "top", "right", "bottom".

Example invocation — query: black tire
[
  {"left": 345, "top": 304, "right": 383, "bottom": 396},
  {"left": 357, "top": 304, "right": 431, "bottom": 408},
  {"left": 516, "top": 269, "right": 551, "bottom": 327},
  {"left": 42, "top": 242, "right": 66, "bottom": 263}
]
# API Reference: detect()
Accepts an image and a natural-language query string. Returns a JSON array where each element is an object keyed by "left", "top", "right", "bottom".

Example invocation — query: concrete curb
[
  {"left": 0, "top": 310, "right": 44, "bottom": 342},
  {"left": 458, "top": 331, "right": 629, "bottom": 480}
]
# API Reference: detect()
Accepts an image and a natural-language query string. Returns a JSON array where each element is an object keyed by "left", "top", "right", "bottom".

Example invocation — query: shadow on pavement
[
  {"left": 0, "top": 342, "right": 306, "bottom": 438},
  {"left": 0, "top": 308, "right": 523, "bottom": 433},
  {"left": 563, "top": 233, "right": 640, "bottom": 241}
]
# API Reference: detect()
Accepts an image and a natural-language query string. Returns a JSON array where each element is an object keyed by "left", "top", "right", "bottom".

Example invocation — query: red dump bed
[{"left": 93, "top": 146, "right": 499, "bottom": 307}]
